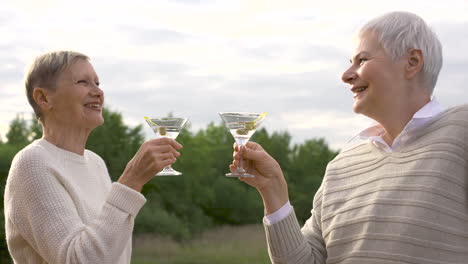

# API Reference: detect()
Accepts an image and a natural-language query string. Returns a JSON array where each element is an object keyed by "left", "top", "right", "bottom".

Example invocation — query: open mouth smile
[
  {"left": 84, "top": 103, "right": 102, "bottom": 111},
  {"left": 351, "top": 86, "right": 368, "bottom": 97}
]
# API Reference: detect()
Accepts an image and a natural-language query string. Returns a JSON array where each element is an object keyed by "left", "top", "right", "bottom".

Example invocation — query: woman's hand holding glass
[
  {"left": 230, "top": 141, "right": 289, "bottom": 215},
  {"left": 118, "top": 138, "right": 183, "bottom": 192}
]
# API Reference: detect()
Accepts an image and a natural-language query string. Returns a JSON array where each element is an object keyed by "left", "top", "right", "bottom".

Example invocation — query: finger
[
  {"left": 173, "top": 140, "right": 183, "bottom": 150},
  {"left": 161, "top": 155, "right": 177, "bottom": 163},
  {"left": 232, "top": 155, "right": 251, "bottom": 172},
  {"left": 232, "top": 149, "right": 239, "bottom": 159},
  {"left": 239, "top": 144, "right": 264, "bottom": 161},
  {"left": 231, "top": 158, "right": 239, "bottom": 168},
  {"left": 157, "top": 157, "right": 177, "bottom": 169},
  {"left": 245, "top": 141, "right": 262, "bottom": 151},
  {"left": 232, "top": 142, "right": 239, "bottom": 152},
  {"left": 150, "top": 138, "right": 183, "bottom": 149},
  {"left": 166, "top": 147, "right": 181, "bottom": 158},
  {"left": 233, "top": 149, "right": 244, "bottom": 161},
  {"left": 152, "top": 145, "right": 181, "bottom": 157},
  {"left": 157, "top": 152, "right": 178, "bottom": 161},
  {"left": 148, "top": 152, "right": 177, "bottom": 169},
  {"left": 229, "top": 163, "right": 237, "bottom": 173}
]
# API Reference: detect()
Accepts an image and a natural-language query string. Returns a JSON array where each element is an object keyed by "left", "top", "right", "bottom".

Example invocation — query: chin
[
  {"left": 87, "top": 117, "right": 104, "bottom": 130},
  {"left": 352, "top": 102, "right": 363, "bottom": 114},
  {"left": 352, "top": 96, "right": 373, "bottom": 115},
  {"left": 95, "top": 117, "right": 105, "bottom": 127},
  {"left": 353, "top": 102, "right": 379, "bottom": 121},
  {"left": 353, "top": 105, "right": 374, "bottom": 121}
]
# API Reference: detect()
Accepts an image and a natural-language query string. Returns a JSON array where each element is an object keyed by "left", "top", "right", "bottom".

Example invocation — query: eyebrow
[{"left": 73, "top": 73, "right": 99, "bottom": 81}]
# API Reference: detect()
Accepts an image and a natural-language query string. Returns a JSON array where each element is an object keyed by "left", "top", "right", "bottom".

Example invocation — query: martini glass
[
  {"left": 219, "top": 112, "right": 267, "bottom": 177},
  {"left": 144, "top": 116, "right": 188, "bottom": 176}
]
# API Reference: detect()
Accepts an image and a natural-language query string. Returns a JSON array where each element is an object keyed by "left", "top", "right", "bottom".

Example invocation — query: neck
[
  {"left": 42, "top": 121, "right": 91, "bottom": 155},
  {"left": 376, "top": 95, "right": 430, "bottom": 147}
]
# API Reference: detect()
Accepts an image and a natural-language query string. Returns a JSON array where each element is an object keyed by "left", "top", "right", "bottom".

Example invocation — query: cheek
[
  {"left": 358, "top": 65, "right": 374, "bottom": 80},
  {"left": 53, "top": 96, "right": 84, "bottom": 116}
]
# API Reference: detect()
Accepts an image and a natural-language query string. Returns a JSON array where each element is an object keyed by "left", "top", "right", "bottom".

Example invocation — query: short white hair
[{"left": 359, "top": 11, "right": 443, "bottom": 95}]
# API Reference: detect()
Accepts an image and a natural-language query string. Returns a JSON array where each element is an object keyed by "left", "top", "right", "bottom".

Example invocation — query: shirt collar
[
  {"left": 412, "top": 97, "right": 444, "bottom": 119},
  {"left": 354, "top": 97, "right": 443, "bottom": 140}
]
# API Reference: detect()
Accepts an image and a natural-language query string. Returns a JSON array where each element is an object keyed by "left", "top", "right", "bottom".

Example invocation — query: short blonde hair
[{"left": 25, "top": 51, "right": 89, "bottom": 122}]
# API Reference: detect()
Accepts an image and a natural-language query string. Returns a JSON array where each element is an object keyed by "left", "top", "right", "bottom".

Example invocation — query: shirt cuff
[
  {"left": 263, "top": 200, "right": 292, "bottom": 225},
  {"left": 106, "top": 182, "right": 147, "bottom": 217}
]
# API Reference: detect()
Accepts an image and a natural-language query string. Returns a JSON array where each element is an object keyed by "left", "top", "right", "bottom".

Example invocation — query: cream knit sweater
[
  {"left": 264, "top": 105, "right": 468, "bottom": 264},
  {"left": 4, "top": 139, "right": 147, "bottom": 263}
]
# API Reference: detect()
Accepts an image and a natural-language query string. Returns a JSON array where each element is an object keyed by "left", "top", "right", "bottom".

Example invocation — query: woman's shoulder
[
  {"left": 12, "top": 139, "right": 52, "bottom": 165},
  {"left": 441, "top": 104, "right": 468, "bottom": 116},
  {"left": 6, "top": 140, "right": 55, "bottom": 192},
  {"left": 428, "top": 104, "right": 468, "bottom": 127},
  {"left": 8, "top": 140, "right": 59, "bottom": 179}
]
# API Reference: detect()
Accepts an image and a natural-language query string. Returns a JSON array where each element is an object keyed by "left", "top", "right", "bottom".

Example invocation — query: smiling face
[
  {"left": 341, "top": 31, "right": 407, "bottom": 120},
  {"left": 45, "top": 59, "right": 104, "bottom": 130}
]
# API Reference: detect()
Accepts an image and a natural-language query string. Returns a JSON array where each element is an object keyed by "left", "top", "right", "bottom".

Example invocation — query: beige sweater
[
  {"left": 264, "top": 105, "right": 468, "bottom": 264},
  {"left": 4, "top": 139, "right": 146, "bottom": 263}
]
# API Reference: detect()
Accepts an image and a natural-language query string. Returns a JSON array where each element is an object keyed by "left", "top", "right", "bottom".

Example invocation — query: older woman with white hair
[
  {"left": 232, "top": 11, "right": 468, "bottom": 263},
  {"left": 4, "top": 51, "right": 183, "bottom": 263}
]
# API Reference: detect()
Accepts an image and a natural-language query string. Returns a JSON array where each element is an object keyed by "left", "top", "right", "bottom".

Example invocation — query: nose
[
  {"left": 341, "top": 66, "right": 357, "bottom": 84},
  {"left": 90, "top": 84, "right": 104, "bottom": 99}
]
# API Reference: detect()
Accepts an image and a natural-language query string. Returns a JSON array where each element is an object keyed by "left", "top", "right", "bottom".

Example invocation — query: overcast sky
[{"left": 1, "top": 0, "right": 467, "bottom": 150}]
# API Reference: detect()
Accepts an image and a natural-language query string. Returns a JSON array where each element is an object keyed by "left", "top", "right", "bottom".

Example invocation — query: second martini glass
[
  {"left": 144, "top": 116, "right": 188, "bottom": 176},
  {"left": 219, "top": 112, "right": 267, "bottom": 177}
]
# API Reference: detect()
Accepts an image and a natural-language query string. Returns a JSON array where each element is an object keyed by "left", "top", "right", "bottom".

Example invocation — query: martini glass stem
[
  {"left": 163, "top": 164, "right": 174, "bottom": 172},
  {"left": 237, "top": 144, "right": 247, "bottom": 174}
]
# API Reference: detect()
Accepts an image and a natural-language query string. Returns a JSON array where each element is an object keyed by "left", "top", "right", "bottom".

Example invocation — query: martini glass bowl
[
  {"left": 144, "top": 116, "right": 188, "bottom": 176},
  {"left": 219, "top": 112, "right": 266, "bottom": 177}
]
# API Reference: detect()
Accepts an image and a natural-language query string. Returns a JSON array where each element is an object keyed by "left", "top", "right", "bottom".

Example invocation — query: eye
[
  {"left": 77, "top": 80, "right": 89, "bottom": 85},
  {"left": 95, "top": 81, "right": 100, "bottom": 86},
  {"left": 358, "top": 58, "right": 369, "bottom": 66}
]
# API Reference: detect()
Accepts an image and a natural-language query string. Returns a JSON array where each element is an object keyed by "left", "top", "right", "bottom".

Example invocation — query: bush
[{"left": 135, "top": 201, "right": 192, "bottom": 240}]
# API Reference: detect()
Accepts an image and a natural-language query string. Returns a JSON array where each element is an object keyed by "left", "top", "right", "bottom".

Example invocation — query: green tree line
[{"left": 0, "top": 108, "right": 338, "bottom": 262}]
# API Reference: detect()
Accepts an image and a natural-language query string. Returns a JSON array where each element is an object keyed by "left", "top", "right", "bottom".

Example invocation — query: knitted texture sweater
[
  {"left": 4, "top": 139, "right": 146, "bottom": 263},
  {"left": 264, "top": 105, "right": 468, "bottom": 264}
]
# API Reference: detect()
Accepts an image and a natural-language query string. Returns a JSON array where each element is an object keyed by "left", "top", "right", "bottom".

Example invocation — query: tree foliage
[
  {"left": 5, "top": 114, "right": 30, "bottom": 147},
  {"left": 0, "top": 108, "right": 338, "bottom": 261},
  {"left": 86, "top": 108, "right": 145, "bottom": 181}
]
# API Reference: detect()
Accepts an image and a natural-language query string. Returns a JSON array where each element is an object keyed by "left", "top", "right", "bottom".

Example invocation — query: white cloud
[
  {"left": 282, "top": 111, "right": 372, "bottom": 132},
  {"left": 1, "top": 0, "right": 468, "bottom": 150}
]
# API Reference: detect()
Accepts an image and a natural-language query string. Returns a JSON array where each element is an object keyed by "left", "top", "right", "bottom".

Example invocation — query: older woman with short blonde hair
[{"left": 4, "top": 51, "right": 182, "bottom": 263}]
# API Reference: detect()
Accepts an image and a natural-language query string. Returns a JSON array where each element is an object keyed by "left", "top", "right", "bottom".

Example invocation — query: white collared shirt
[
  {"left": 264, "top": 98, "right": 444, "bottom": 225},
  {"left": 354, "top": 98, "right": 443, "bottom": 152}
]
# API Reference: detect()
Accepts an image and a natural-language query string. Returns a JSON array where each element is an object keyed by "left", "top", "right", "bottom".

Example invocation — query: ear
[
  {"left": 405, "top": 49, "right": 424, "bottom": 79},
  {"left": 32, "top": 87, "right": 53, "bottom": 111}
]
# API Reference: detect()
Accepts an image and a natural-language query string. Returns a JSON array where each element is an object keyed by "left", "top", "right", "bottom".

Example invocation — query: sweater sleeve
[
  {"left": 4, "top": 149, "right": 146, "bottom": 264},
  {"left": 263, "top": 186, "right": 326, "bottom": 264}
]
